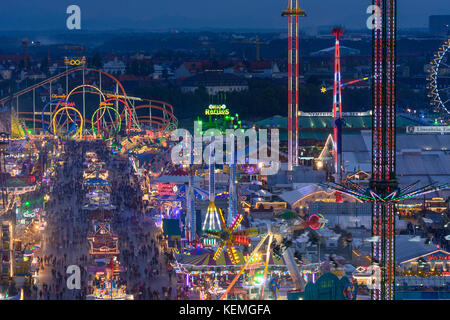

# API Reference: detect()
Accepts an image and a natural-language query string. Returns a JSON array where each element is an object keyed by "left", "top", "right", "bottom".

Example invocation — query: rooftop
[{"left": 181, "top": 71, "right": 248, "bottom": 87}]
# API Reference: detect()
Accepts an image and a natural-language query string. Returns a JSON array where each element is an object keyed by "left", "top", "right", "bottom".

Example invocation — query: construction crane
[
  {"left": 233, "top": 35, "right": 269, "bottom": 61},
  {"left": 21, "top": 37, "right": 41, "bottom": 69}
]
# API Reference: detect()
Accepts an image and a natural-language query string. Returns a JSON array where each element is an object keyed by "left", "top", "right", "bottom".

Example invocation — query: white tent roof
[
  {"left": 278, "top": 184, "right": 325, "bottom": 205},
  {"left": 152, "top": 174, "right": 202, "bottom": 184},
  {"left": 255, "top": 189, "right": 272, "bottom": 197}
]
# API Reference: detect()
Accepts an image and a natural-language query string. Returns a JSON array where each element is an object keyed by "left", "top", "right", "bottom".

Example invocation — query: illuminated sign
[
  {"left": 106, "top": 94, "right": 124, "bottom": 98},
  {"left": 205, "top": 104, "right": 230, "bottom": 116},
  {"left": 64, "top": 56, "right": 86, "bottom": 66},
  {"left": 60, "top": 102, "right": 75, "bottom": 107},
  {"left": 406, "top": 126, "right": 450, "bottom": 134},
  {"left": 426, "top": 253, "right": 450, "bottom": 261},
  {"left": 100, "top": 102, "right": 114, "bottom": 106},
  {"left": 299, "top": 111, "right": 372, "bottom": 117},
  {"left": 51, "top": 94, "right": 67, "bottom": 99},
  {"left": 156, "top": 183, "right": 178, "bottom": 196}
]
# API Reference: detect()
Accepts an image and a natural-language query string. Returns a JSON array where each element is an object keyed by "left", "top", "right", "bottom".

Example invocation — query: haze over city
[{"left": 0, "top": 0, "right": 449, "bottom": 31}]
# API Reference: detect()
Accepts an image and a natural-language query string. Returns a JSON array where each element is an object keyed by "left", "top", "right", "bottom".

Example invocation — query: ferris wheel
[{"left": 427, "top": 38, "right": 450, "bottom": 116}]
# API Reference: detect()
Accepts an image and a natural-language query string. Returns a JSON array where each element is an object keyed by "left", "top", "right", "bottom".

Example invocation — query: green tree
[{"left": 90, "top": 53, "right": 103, "bottom": 69}]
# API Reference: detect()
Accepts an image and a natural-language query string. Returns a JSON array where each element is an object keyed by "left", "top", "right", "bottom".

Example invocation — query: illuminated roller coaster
[{"left": 0, "top": 67, "right": 177, "bottom": 139}]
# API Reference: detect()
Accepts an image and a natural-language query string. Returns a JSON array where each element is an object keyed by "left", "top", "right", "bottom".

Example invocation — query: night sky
[{"left": 0, "top": 0, "right": 449, "bottom": 31}]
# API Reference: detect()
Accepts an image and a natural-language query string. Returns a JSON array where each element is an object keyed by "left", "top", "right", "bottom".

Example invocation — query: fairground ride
[
  {"left": 0, "top": 67, "right": 177, "bottom": 139},
  {"left": 206, "top": 214, "right": 327, "bottom": 300},
  {"left": 426, "top": 37, "right": 450, "bottom": 120}
]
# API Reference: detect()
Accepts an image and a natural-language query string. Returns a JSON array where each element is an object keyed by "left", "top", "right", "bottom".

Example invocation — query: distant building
[
  {"left": 25, "top": 72, "right": 46, "bottom": 81},
  {"left": 0, "top": 55, "right": 26, "bottom": 65},
  {"left": 180, "top": 71, "right": 248, "bottom": 95},
  {"left": 102, "top": 57, "right": 126, "bottom": 75},
  {"left": 0, "top": 67, "right": 12, "bottom": 80},
  {"left": 429, "top": 15, "right": 450, "bottom": 36},
  {"left": 246, "top": 61, "right": 280, "bottom": 79},
  {"left": 117, "top": 74, "right": 160, "bottom": 89},
  {"left": 49, "top": 61, "right": 66, "bottom": 75},
  {"left": 174, "top": 61, "right": 212, "bottom": 79},
  {"left": 266, "top": 167, "right": 326, "bottom": 191}
]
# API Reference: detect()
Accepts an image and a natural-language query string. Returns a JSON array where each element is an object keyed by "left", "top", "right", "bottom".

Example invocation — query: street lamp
[
  {"left": 0, "top": 132, "right": 10, "bottom": 211},
  {"left": 43, "top": 194, "right": 50, "bottom": 211}
]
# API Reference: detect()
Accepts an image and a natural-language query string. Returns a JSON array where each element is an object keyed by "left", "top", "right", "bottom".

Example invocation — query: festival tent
[
  {"left": 255, "top": 190, "right": 273, "bottom": 198},
  {"left": 176, "top": 184, "right": 208, "bottom": 200},
  {"left": 153, "top": 168, "right": 202, "bottom": 184},
  {"left": 174, "top": 250, "right": 285, "bottom": 267},
  {"left": 83, "top": 203, "right": 116, "bottom": 211},
  {"left": 185, "top": 247, "right": 213, "bottom": 255},
  {"left": 277, "top": 210, "right": 300, "bottom": 220},
  {"left": 84, "top": 178, "right": 111, "bottom": 187}
]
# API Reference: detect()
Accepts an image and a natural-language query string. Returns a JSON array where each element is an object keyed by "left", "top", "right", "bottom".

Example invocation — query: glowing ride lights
[
  {"left": 323, "top": 180, "right": 449, "bottom": 204},
  {"left": 41, "top": 98, "right": 70, "bottom": 135},
  {"left": 331, "top": 27, "right": 344, "bottom": 203},
  {"left": 91, "top": 106, "right": 122, "bottom": 141},
  {"left": 306, "top": 214, "right": 326, "bottom": 230},
  {"left": 324, "top": 0, "right": 448, "bottom": 299},
  {"left": 202, "top": 147, "right": 221, "bottom": 240},
  {"left": 426, "top": 38, "right": 450, "bottom": 115},
  {"left": 66, "top": 84, "right": 106, "bottom": 102},
  {"left": 282, "top": 0, "right": 306, "bottom": 170},
  {"left": 52, "top": 106, "right": 83, "bottom": 139},
  {"left": 96, "top": 97, "right": 133, "bottom": 134},
  {"left": 1, "top": 67, "right": 176, "bottom": 137},
  {"left": 204, "top": 211, "right": 249, "bottom": 264},
  {"left": 216, "top": 213, "right": 325, "bottom": 300}
]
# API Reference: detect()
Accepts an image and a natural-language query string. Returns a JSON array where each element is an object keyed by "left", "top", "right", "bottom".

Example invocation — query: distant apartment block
[{"left": 180, "top": 70, "right": 248, "bottom": 95}]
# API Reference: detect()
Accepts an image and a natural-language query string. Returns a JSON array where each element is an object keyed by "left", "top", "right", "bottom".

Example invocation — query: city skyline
[{"left": 0, "top": 0, "right": 449, "bottom": 31}]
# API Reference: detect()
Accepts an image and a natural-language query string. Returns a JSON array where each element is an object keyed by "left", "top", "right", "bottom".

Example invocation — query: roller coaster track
[{"left": 0, "top": 67, "right": 177, "bottom": 134}]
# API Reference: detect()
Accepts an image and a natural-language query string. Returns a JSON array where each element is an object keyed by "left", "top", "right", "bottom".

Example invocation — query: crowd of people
[{"left": 23, "top": 140, "right": 181, "bottom": 300}]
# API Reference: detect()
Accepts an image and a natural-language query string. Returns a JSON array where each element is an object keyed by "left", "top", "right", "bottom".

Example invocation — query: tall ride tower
[
  {"left": 282, "top": 1, "right": 306, "bottom": 171},
  {"left": 227, "top": 137, "right": 238, "bottom": 225},
  {"left": 326, "top": 1, "right": 447, "bottom": 301},
  {"left": 332, "top": 27, "right": 344, "bottom": 203},
  {"left": 371, "top": 0, "right": 397, "bottom": 300},
  {"left": 186, "top": 138, "right": 196, "bottom": 242},
  {"left": 202, "top": 147, "right": 221, "bottom": 244}
]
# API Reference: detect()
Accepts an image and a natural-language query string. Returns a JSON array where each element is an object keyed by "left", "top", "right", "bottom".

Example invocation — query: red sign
[
  {"left": 157, "top": 183, "right": 177, "bottom": 196},
  {"left": 427, "top": 254, "right": 450, "bottom": 261}
]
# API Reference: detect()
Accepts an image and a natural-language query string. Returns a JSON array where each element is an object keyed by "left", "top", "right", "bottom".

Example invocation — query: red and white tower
[
  {"left": 282, "top": 1, "right": 306, "bottom": 171},
  {"left": 332, "top": 27, "right": 344, "bottom": 202}
]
